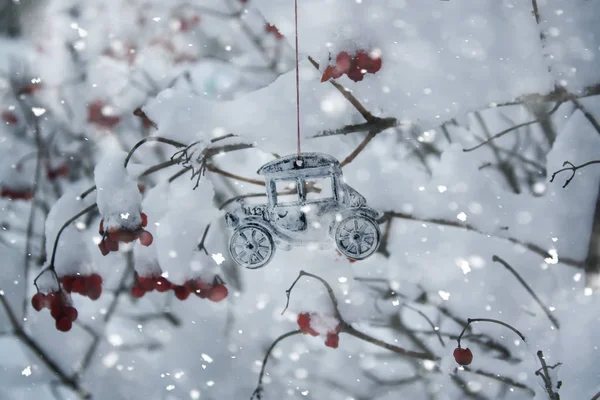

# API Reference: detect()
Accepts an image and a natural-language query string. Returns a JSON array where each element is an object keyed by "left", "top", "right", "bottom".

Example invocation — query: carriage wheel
[
  {"left": 229, "top": 225, "right": 275, "bottom": 269},
  {"left": 335, "top": 216, "right": 380, "bottom": 260}
]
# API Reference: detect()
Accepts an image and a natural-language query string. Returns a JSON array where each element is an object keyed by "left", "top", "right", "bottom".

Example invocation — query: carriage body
[{"left": 224, "top": 153, "right": 381, "bottom": 268}]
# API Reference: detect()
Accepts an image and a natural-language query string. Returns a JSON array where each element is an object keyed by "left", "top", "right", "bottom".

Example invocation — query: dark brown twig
[
  {"left": 550, "top": 160, "right": 600, "bottom": 188},
  {"left": 493, "top": 255, "right": 560, "bottom": 329},
  {"left": 456, "top": 318, "right": 525, "bottom": 349},
  {"left": 463, "top": 102, "right": 562, "bottom": 152},
  {"left": 282, "top": 270, "right": 439, "bottom": 361},
  {"left": 461, "top": 366, "right": 536, "bottom": 397},
  {"left": 535, "top": 351, "right": 561, "bottom": 400},
  {"left": 380, "top": 211, "right": 581, "bottom": 268},
  {"left": 307, "top": 56, "right": 375, "bottom": 122},
  {"left": 0, "top": 294, "right": 90, "bottom": 398},
  {"left": 250, "top": 330, "right": 303, "bottom": 400}
]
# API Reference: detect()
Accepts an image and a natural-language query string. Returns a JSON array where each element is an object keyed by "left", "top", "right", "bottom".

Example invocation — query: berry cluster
[
  {"left": 453, "top": 347, "right": 473, "bottom": 365},
  {"left": 1, "top": 188, "right": 33, "bottom": 200},
  {"left": 131, "top": 273, "right": 228, "bottom": 302},
  {"left": 297, "top": 312, "right": 341, "bottom": 349},
  {"left": 61, "top": 274, "right": 103, "bottom": 300},
  {"left": 31, "top": 292, "right": 78, "bottom": 332},
  {"left": 321, "top": 50, "right": 382, "bottom": 82},
  {"left": 2, "top": 110, "right": 18, "bottom": 125},
  {"left": 88, "top": 100, "right": 122, "bottom": 129},
  {"left": 265, "top": 23, "right": 284, "bottom": 40},
  {"left": 46, "top": 164, "right": 69, "bottom": 180},
  {"left": 176, "top": 15, "right": 201, "bottom": 32},
  {"left": 98, "top": 213, "right": 153, "bottom": 255},
  {"left": 131, "top": 274, "right": 172, "bottom": 297},
  {"left": 17, "top": 82, "right": 42, "bottom": 96}
]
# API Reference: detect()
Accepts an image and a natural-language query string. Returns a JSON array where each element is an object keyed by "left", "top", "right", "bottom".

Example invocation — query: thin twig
[
  {"left": 493, "top": 255, "right": 560, "bottom": 329},
  {"left": 463, "top": 101, "right": 562, "bottom": 152},
  {"left": 461, "top": 366, "right": 536, "bottom": 397},
  {"left": 339, "top": 130, "right": 378, "bottom": 167},
  {"left": 307, "top": 56, "right": 375, "bottom": 122},
  {"left": 380, "top": 211, "right": 581, "bottom": 268},
  {"left": 403, "top": 304, "right": 445, "bottom": 347},
  {"left": 550, "top": 160, "right": 600, "bottom": 188},
  {"left": 456, "top": 318, "right": 525, "bottom": 349},
  {"left": 570, "top": 97, "right": 600, "bottom": 136},
  {"left": 282, "top": 271, "right": 438, "bottom": 361},
  {"left": 535, "top": 351, "right": 561, "bottom": 400},
  {"left": 0, "top": 294, "right": 90, "bottom": 398},
  {"left": 250, "top": 330, "right": 303, "bottom": 400},
  {"left": 23, "top": 119, "right": 43, "bottom": 315},
  {"left": 206, "top": 164, "right": 265, "bottom": 186},
  {"left": 124, "top": 136, "right": 185, "bottom": 168}
]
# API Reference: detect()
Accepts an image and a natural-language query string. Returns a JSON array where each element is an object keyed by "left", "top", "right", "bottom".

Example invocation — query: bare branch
[
  {"left": 461, "top": 366, "right": 536, "bottom": 397},
  {"left": 456, "top": 318, "right": 526, "bottom": 349},
  {"left": 463, "top": 101, "right": 563, "bottom": 152},
  {"left": 307, "top": 56, "right": 375, "bottom": 122},
  {"left": 0, "top": 294, "right": 90, "bottom": 398},
  {"left": 550, "top": 160, "right": 600, "bottom": 188},
  {"left": 493, "top": 255, "right": 560, "bottom": 329},
  {"left": 381, "top": 211, "right": 581, "bottom": 268},
  {"left": 535, "top": 350, "right": 561, "bottom": 400},
  {"left": 250, "top": 330, "right": 303, "bottom": 400}
]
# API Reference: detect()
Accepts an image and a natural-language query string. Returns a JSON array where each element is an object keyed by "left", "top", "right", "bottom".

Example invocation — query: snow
[
  {"left": 44, "top": 183, "right": 95, "bottom": 276},
  {"left": 94, "top": 150, "right": 144, "bottom": 231},
  {"left": 0, "top": 1, "right": 599, "bottom": 400}
]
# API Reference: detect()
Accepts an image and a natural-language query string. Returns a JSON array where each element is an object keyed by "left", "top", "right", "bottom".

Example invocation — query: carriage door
[{"left": 272, "top": 178, "right": 307, "bottom": 232}]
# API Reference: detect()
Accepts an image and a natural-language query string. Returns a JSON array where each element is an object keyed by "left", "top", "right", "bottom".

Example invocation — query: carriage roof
[{"left": 257, "top": 152, "right": 342, "bottom": 178}]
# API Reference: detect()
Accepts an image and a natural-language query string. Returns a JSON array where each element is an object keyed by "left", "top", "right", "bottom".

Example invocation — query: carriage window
[
  {"left": 274, "top": 180, "right": 298, "bottom": 205},
  {"left": 305, "top": 176, "right": 334, "bottom": 202}
]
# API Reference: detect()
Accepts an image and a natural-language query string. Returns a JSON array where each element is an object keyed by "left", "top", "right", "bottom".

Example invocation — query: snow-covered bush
[{"left": 1, "top": 0, "right": 600, "bottom": 399}]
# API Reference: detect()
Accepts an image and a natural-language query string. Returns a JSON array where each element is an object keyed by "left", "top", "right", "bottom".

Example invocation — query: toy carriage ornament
[{"left": 224, "top": 153, "right": 382, "bottom": 268}]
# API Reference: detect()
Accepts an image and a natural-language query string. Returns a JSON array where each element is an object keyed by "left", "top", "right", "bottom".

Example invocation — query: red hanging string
[{"left": 295, "top": 0, "right": 301, "bottom": 161}]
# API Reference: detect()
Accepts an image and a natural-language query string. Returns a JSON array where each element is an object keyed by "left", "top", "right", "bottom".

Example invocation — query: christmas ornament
[
  {"left": 225, "top": 152, "right": 381, "bottom": 268},
  {"left": 224, "top": 0, "right": 381, "bottom": 268}
]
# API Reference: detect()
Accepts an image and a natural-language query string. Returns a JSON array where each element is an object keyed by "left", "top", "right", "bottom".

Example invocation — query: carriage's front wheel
[
  {"left": 335, "top": 216, "right": 380, "bottom": 260},
  {"left": 229, "top": 225, "right": 275, "bottom": 269}
]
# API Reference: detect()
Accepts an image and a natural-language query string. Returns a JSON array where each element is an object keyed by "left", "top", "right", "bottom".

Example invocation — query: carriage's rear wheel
[
  {"left": 229, "top": 225, "right": 275, "bottom": 269},
  {"left": 335, "top": 216, "right": 380, "bottom": 260}
]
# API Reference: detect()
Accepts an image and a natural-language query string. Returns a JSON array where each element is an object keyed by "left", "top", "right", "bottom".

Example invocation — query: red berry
[
  {"left": 140, "top": 213, "right": 148, "bottom": 227},
  {"left": 139, "top": 231, "right": 153, "bottom": 246},
  {"left": 208, "top": 284, "right": 228, "bottom": 302},
  {"left": 346, "top": 65, "right": 364, "bottom": 82},
  {"left": 154, "top": 277, "right": 171, "bottom": 292},
  {"left": 65, "top": 306, "right": 78, "bottom": 322},
  {"left": 174, "top": 286, "right": 190, "bottom": 300},
  {"left": 99, "top": 220, "right": 104, "bottom": 235},
  {"left": 88, "top": 286, "right": 102, "bottom": 300},
  {"left": 71, "top": 278, "right": 85, "bottom": 293},
  {"left": 335, "top": 52, "right": 352, "bottom": 73},
  {"left": 108, "top": 229, "right": 121, "bottom": 242},
  {"left": 324, "top": 333, "right": 339, "bottom": 349},
  {"left": 90, "top": 273, "right": 103, "bottom": 287},
  {"left": 56, "top": 317, "right": 72, "bottom": 332},
  {"left": 61, "top": 276, "right": 75, "bottom": 292},
  {"left": 137, "top": 276, "right": 154, "bottom": 291},
  {"left": 98, "top": 241, "right": 109, "bottom": 256},
  {"left": 106, "top": 239, "right": 119, "bottom": 252},
  {"left": 2, "top": 111, "right": 18, "bottom": 125},
  {"left": 50, "top": 302, "right": 63, "bottom": 319},
  {"left": 453, "top": 347, "right": 473, "bottom": 366},
  {"left": 297, "top": 313, "right": 319, "bottom": 336},
  {"left": 31, "top": 293, "right": 45, "bottom": 311},
  {"left": 131, "top": 286, "right": 146, "bottom": 298}
]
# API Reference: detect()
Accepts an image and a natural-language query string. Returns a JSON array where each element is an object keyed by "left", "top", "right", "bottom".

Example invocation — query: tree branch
[{"left": 493, "top": 255, "right": 560, "bottom": 329}]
